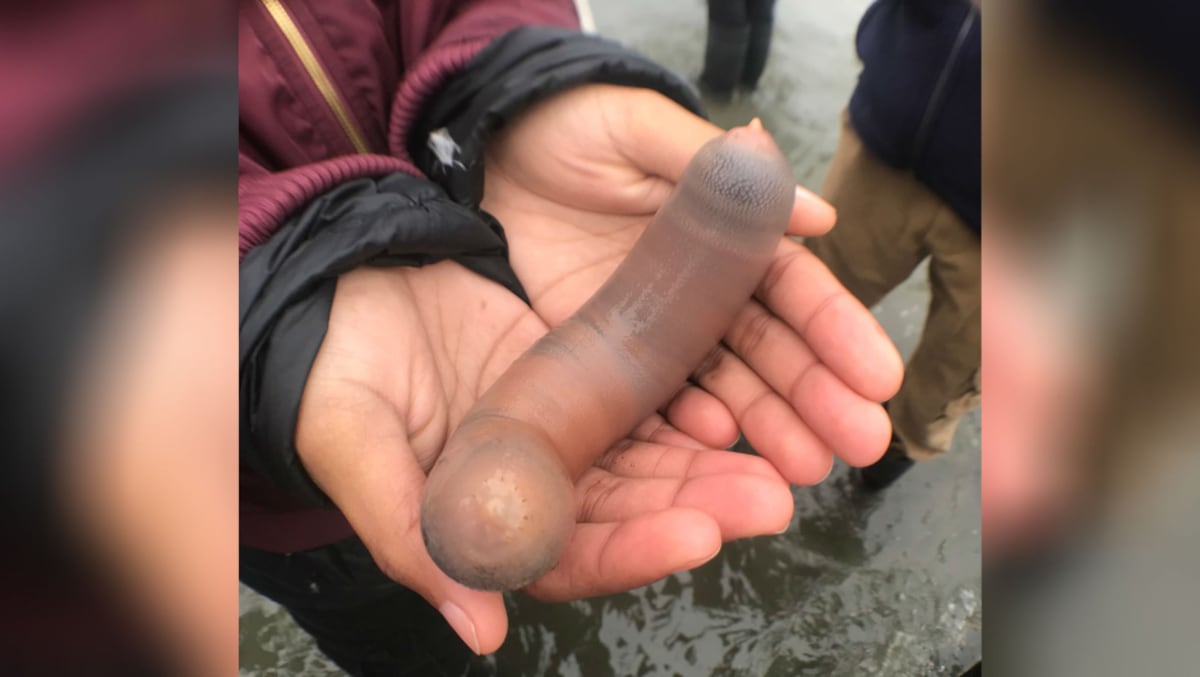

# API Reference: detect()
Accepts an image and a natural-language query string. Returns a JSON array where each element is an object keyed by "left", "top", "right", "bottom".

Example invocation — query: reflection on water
[
  {"left": 239, "top": 591, "right": 341, "bottom": 676},
  {"left": 491, "top": 441, "right": 981, "bottom": 676}
]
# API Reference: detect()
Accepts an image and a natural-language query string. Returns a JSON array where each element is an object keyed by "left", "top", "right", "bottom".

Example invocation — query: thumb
[
  {"left": 296, "top": 388, "right": 510, "bottom": 654},
  {"left": 614, "top": 89, "right": 722, "bottom": 183},
  {"left": 612, "top": 90, "right": 836, "bottom": 236}
]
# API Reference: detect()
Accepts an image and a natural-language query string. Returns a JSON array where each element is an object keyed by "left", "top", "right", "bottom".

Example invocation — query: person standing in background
[
  {"left": 805, "top": 0, "right": 981, "bottom": 490},
  {"left": 699, "top": 0, "right": 778, "bottom": 100}
]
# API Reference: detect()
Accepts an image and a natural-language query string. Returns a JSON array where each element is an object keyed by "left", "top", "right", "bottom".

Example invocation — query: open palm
[
  {"left": 484, "top": 85, "right": 904, "bottom": 484},
  {"left": 294, "top": 261, "right": 794, "bottom": 655}
]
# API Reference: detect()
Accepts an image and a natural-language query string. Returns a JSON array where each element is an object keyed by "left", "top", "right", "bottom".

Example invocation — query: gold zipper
[{"left": 260, "top": 0, "right": 372, "bottom": 154}]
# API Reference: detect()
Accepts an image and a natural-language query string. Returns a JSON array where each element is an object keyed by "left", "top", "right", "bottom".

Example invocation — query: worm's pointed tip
[{"left": 727, "top": 117, "right": 770, "bottom": 141}]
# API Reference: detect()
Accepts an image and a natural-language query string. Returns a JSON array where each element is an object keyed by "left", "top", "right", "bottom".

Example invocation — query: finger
[
  {"left": 791, "top": 364, "right": 894, "bottom": 467},
  {"left": 630, "top": 410, "right": 738, "bottom": 451},
  {"left": 756, "top": 238, "right": 904, "bottom": 401},
  {"left": 522, "top": 508, "right": 721, "bottom": 602},
  {"left": 611, "top": 90, "right": 836, "bottom": 237},
  {"left": 692, "top": 346, "right": 836, "bottom": 485},
  {"left": 647, "top": 425, "right": 713, "bottom": 450},
  {"left": 724, "top": 299, "right": 893, "bottom": 466},
  {"left": 663, "top": 385, "right": 740, "bottom": 448},
  {"left": 725, "top": 298, "right": 818, "bottom": 388},
  {"left": 617, "top": 90, "right": 724, "bottom": 182},
  {"left": 575, "top": 470, "right": 793, "bottom": 538},
  {"left": 787, "top": 186, "right": 838, "bottom": 238},
  {"left": 628, "top": 413, "right": 708, "bottom": 450},
  {"left": 596, "top": 442, "right": 784, "bottom": 481},
  {"left": 295, "top": 389, "right": 508, "bottom": 654}
]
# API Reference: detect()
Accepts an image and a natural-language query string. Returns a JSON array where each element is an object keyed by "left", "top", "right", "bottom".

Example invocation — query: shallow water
[
  {"left": 241, "top": 423, "right": 981, "bottom": 675},
  {"left": 240, "top": 1, "right": 982, "bottom": 673},
  {"left": 487, "top": 428, "right": 980, "bottom": 675}
]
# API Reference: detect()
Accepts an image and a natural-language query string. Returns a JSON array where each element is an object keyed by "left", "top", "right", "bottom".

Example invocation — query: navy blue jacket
[
  {"left": 848, "top": 0, "right": 980, "bottom": 234},
  {"left": 1040, "top": 0, "right": 1200, "bottom": 123}
]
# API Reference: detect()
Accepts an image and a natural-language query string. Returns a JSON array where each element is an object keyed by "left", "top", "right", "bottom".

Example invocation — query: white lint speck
[{"left": 428, "top": 127, "right": 464, "bottom": 169}]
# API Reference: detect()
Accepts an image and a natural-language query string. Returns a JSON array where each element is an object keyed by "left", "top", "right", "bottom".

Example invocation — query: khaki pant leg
[
  {"left": 805, "top": 110, "right": 937, "bottom": 308},
  {"left": 809, "top": 110, "right": 981, "bottom": 460},
  {"left": 891, "top": 210, "right": 982, "bottom": 461}
]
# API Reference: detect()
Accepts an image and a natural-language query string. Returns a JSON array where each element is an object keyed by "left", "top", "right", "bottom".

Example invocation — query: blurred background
[
  {"left": 984, "top": 0, "right": 1200, "bottom": 674},
  {"left": 0, "top": 2, "right": 236, "bottom": 675}
]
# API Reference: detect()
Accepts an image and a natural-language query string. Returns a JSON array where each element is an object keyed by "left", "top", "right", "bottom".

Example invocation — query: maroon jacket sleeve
[
  {"left": 386, "top": 0, "right": 580, "bottom": 157},
  {"left": 238, "top": 0, "right": 579, "bottom": 259}
]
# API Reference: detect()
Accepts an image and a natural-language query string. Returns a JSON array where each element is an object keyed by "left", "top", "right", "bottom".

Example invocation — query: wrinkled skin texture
[{"left": 294, "top": 84, "right": 903, "bottom": 655}]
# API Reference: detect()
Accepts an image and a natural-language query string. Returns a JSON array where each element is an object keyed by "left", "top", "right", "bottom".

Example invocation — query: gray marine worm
[{"left": 420, "top": 120, "right": 796, "bottom": 591}]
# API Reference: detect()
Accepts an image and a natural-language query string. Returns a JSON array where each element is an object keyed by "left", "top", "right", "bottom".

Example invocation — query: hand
[
  {"left": 294, "top": 262, "right": 794, "bottom": 654},
  {"left": 483, "top": 85, "right": 905, "bottom": 484}
]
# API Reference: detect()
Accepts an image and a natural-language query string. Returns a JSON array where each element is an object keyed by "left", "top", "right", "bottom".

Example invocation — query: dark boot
[
  {"left": 741, "top": 19, "right": 773, "bottom": 89},
  {"left": 858, "top": 434, "right": 915, "bottom": 491},
  {"left": 699, "top": 21, "right": 749, "bottom": 101}
]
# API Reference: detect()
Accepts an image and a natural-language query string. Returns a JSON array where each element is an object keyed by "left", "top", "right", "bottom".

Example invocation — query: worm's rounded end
[
  {"left": 671, "top": 122, "right": 796, "bottom": 247},
  {"left": 421, "top": 425, "right": 575, "bottom": 591}
]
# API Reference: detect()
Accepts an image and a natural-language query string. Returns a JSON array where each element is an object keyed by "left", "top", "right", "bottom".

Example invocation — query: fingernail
[
  {"left": 773, "top": 522, "right": 792, "bottom": 535},
  {"left": 680, "top": 545, "right": 722, "bottom": 572},
  {"left": 749, "top": 117, "right": 764, "bottom": 131},
  {"left": 819, "top": 461, "right": 836, "bottom": 483},
  {"left": 794, "top": 185, "right": 827, "bottom": 207},
  {"left": 439, "top": 601, "right": 480, "bottom": 655}
]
